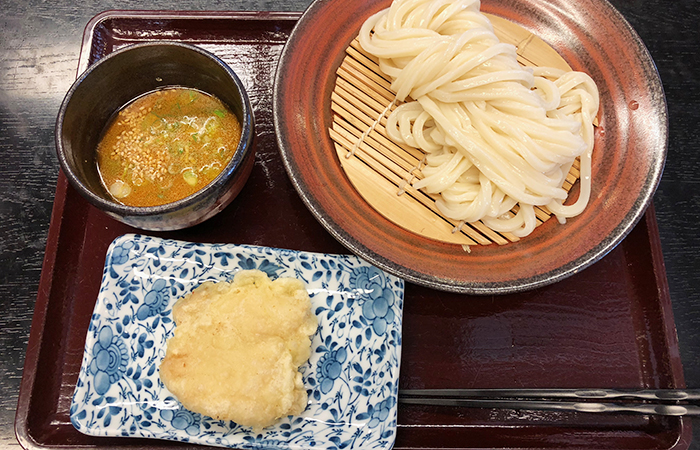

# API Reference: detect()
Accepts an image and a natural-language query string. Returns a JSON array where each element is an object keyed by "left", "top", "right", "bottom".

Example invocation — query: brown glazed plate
[{"left": 274, "top": 0, "right": 668, "bottom": 294}]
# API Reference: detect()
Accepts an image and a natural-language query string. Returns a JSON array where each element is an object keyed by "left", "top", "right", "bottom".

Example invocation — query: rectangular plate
[
  {"left": 71, "top": 234, "right": 403, "bottom": 450},
  {"left": 16, "top": 10, "right": 691, "bottom": 450}
]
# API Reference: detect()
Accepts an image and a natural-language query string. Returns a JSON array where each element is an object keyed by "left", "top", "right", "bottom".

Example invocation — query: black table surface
[{"left": 1, "top": 0, "right": 698, "bottom": 448}]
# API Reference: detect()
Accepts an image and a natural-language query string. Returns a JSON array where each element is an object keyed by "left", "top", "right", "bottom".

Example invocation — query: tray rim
[
  {"left": 77, "top": 9, "right": 304, "bottom": 74},
  {"left": 14, "top": 9, "right": 691, "bottom": 450}
]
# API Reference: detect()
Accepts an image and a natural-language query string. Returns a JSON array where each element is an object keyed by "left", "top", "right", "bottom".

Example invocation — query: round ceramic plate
[{"left": 274, "top": 0, "right": 667, "bottom": 295}]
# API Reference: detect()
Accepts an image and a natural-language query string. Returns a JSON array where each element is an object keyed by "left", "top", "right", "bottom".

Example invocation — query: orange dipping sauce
[{"left": 96, "top": 87, "right": 242, "bottom": 207}]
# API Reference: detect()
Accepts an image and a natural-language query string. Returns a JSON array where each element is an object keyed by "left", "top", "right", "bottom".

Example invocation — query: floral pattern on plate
[{"left": 71, "top": 234, "right": 404, "bottom": 450}]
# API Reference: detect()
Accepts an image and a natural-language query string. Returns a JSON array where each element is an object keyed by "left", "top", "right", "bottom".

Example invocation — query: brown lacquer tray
[{"left": 15, "top": 10, "right": 690, "bottom": 450}]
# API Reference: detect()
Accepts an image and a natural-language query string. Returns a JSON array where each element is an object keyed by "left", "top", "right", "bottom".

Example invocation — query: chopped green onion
[{"left": 183, "top": 170, "right": 197, "bottom": 187}]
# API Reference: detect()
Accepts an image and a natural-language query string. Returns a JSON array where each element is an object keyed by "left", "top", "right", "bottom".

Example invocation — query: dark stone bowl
[{"left": 56, "top": 42, "right": 255, "bottom": 231}]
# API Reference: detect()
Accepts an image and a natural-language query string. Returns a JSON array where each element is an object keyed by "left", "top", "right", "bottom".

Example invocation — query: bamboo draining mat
[{"left": 330, "top": 13, "right": 582, "bottom": 247}]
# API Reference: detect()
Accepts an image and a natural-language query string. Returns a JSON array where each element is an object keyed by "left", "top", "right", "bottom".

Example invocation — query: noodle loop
[{"left": 358, "top": 0, "right": 599, "bottom": 238}]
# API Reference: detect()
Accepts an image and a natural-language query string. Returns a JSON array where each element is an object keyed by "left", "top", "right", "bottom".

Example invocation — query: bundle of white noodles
[{"left": 358, "top": 0, "right": 599, "bottom": 238}]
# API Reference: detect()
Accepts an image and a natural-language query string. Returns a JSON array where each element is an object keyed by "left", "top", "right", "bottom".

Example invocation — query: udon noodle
[{"left": 356, "top": 0, "right": 599, "bottom": 238}]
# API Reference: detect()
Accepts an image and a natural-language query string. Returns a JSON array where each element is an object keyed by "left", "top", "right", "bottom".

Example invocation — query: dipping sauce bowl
[{"left": 56, "top": 42, "right": 255, "bottom": 231}]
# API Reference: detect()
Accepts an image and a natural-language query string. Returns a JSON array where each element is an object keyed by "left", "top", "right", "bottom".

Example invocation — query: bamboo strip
[
  {"left": 330, "top": 133, "right": 489, "bottom": 245},
  {"left": 335, "top": 75, "right": 390, "bottom": 116},
  {"left": 337, "top": 120, "right": 520, "bottom": 244},
  {"left": 337, "top": 67, "right": 395, "bottom": 107},
  {"left": 348, "top": 40, "right": 382, "bottom": 68},
  {"left": 342, "top": 52, "right": 394, "bottom": 94},
  {"left": 334, "top": 103, "right": 516, "bottom": 245},
  {"left": 331, "top": 126, "right": 498, "bottom": 246},
  {"left": 331, "top": 91, "right": 425, "bottom": 163},
  {"left": 332, "top": 118, "right": 415, "bottom": 177}
]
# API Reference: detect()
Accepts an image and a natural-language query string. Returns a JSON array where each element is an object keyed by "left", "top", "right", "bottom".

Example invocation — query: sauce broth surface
[{"left": 97, "top": 87, "right": 242, "bottom": 207}]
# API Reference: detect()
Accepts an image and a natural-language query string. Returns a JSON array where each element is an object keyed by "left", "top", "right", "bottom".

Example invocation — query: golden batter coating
[{"left": 159, "top": 270, "right": 318, "bottom": 429}]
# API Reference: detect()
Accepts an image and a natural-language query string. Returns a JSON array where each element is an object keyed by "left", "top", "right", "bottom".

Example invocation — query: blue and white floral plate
[{"left": 71, "top": 234, "right": 404, "bottom": 450}]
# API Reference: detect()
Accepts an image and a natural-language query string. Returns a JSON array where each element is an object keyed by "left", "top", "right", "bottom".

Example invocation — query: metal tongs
[{"left": 398, "top": 388, "right": 700, "bottom": 416}]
